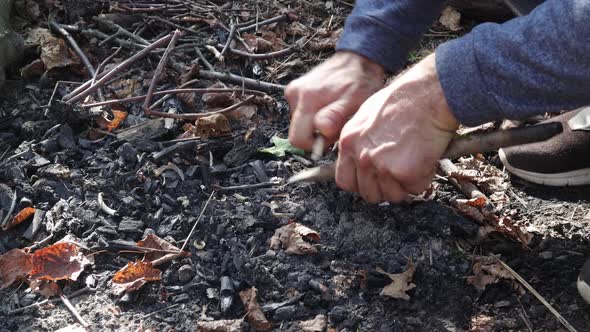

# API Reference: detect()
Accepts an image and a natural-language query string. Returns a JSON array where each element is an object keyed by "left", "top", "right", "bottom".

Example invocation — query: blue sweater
[{"left": 336, "top": 0, "right": 590, "bottom": 126}]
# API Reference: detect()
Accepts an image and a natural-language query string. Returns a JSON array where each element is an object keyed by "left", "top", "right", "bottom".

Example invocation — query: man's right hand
[{"left": 285, "top": 51, "right": 386, "bottom": 151}]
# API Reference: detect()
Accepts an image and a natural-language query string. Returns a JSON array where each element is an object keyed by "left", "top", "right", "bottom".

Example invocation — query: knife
[{"left": 287, "top": 121, "right": 564, "bottom": 185}]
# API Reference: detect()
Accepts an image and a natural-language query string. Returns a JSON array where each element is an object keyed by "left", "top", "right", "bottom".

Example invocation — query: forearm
[
  {"left": 336, "top": 0, "right": 447, "bottom": 73},
  {"left": 436, "top": 0, "right": 590, "bottom": 126}
]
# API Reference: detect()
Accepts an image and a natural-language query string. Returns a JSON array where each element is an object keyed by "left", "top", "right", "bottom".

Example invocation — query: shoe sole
[{"left": 498, "top": 148, "right": 590, "bottom": 186}]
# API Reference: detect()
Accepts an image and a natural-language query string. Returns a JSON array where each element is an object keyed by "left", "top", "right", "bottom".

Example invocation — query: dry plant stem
[
  {"left": 212, "top": 181, "right": 281, "bottom": 191},
  {"left": 237, "top": 13, "right": 290, "bottom": 33},
  {"left": 49, "top": 21, "right": 105, "bottom": 102},
  {"left": 195, "top": 47, "right": 215, "bottom": 70},
  {"left": 180, "top": 190, "right": 216, "bottom": 252},
  {"left": 494, "top": 257, "right": 578, "bottom": 332},
  {"left": 8, "top": 287, "right": 91, "bottom": 315},
  {"left": 220, "top": 44, "right": 297, "bottom": 60},
  {"left": 0, "top": 189, "right": 16, "bottom": 229},
  {"left": 65, "top": 33, "right": 174, "bottom": 103},
  {"left": 148, "top": 95, "right": 255, "bottom": 121},
  {"left": 92, "top": 47, "right": 122, "bottom": 86},
  {"left": 220, "top": 24, "right": 236, "bottom": 56},
  {"left": 60, "top": 290, "right": 89, "bottom": 329},
  {"left": 81, "top": 88, "right": 264, "bottom": 108},
  {"left": 95, "top": 16, "right": 150, "bottom": 46},
  {"left": 142, "top": 303, "right": 180, "bottom": 319},
  {"left": 438, "top": 159, "right": 486, "bottom": 199},
  {"left": 198, "top": 70, "right": 285, "bottom": 93},
  {"left": 148, "top": 15, "right": 200, "bottom": 34},
  {"left": 143, "top": 29, "right": 182, "bottom": 114}
]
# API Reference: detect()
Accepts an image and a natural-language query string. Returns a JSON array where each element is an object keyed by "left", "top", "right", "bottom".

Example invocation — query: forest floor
[{"left": 1, "top": 1, "right": 589, "bottom": 331}]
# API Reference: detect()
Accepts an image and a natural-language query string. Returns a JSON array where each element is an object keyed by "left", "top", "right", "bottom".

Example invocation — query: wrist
[{"left": 334, "top": 51, "right": 386, "bottom": 81}]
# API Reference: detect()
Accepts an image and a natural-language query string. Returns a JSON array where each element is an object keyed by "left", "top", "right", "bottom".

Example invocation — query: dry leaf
[
  {"left": 408, "top": 183, "right": 438, "bottom": 202},
  {"left": 3, "top": 206, "right": 36, "bottom": 230},
  {"left": 202, "top": 84, "right": 234, "bottom": 108},
  {"left": 227, "top": 105, "right": 257, "bottom": 122},
  {"left": 34, "top": 29, "right": 78, "bottom": 70},
  {"left": 239, "top": 287, "right": 272, "bottom": 331},
  {"left": 112, "top": 260, "right": 162, "bottom": 295},
  {"left": 29, "top": 279, "right": 60, "bottom": 298},
  {"left": 468, "top": 315, "right": 495, "bottom": 332},
  {"left": 137, "top": 234, "right": 185, "bottom": 263},
  {"left": 110, "top": 79, "right": 141, "bottom": 99},
  {"left": 467, "top": 256, "right": 524, "bottom": 294},
  {"left": 195, "top": 114, "right": 231, "bottom": 139},
  {"left": 0, "top": 248, "right": 33, "bottom": 288},
  {"left": 29, "top": 242, "right": 92, "bottom": 281},
  {"left": 300, "top": 315, "right": 327, "bottom": 332},
  {"left": 376, "top": 259, "right": 416, "bottom": 300},
  {"left": 96, "top": 110, "right": 128, "bottom": 132},
  {"left": 196, "top": 319, "right": 244, "bottom": 332},
  {"left": 306, "top": 28, "right": 341, "bottom": 52},
  {"left": 439, "top": 7, "right": 462, "bottom": 31},
  {"left": 269, "top": 222, "right": 320, "bottom": 255}
]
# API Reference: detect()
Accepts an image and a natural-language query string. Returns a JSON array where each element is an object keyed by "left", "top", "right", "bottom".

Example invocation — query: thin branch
[
  {"left": 147, "top": 95, "right": 255, "bottom": 121},
  {"left": 220, "top": 24, "right": 236, "bottom": 56},
  {"left": 212, "top": 181, "right": 280, "bottom": 191},
  {"left": 60, "top": 290, "right": 89, "bottom": 329},
  {"left": 195, "top": 47, "right": 215, "bottom": 70},
  {"left": 144, "top": 29, "right": 182, "bottom": 114},
  {"left": 65, "top": 33, "right": 174, "bottom": 104},
  {"left": 180, "top": 190, "right": 215, "bottom": 252},
  {"left": 198, "top": 70, "right": 285, "bottom": 93},
  {"left": 237, "top": 13, "right": 291, "bottom": 33},
  {"left": 81, "top": 88, "right": 264, "bottom": 108},
  {"left": 95, "top": 16, "right": 150, "bottom": 46},
  {"left": 49, "top": 21, "right": 105, "bottom": 101},
  {"left": 220, "top": 44, "right": 297, "bottom": 60}
]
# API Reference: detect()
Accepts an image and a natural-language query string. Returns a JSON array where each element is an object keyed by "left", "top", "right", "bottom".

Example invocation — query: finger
[
  {"left": 378, "top": 175, "right": 408, "bottom": 203},
  {"left": 314, "top": 98, "right": 357, "bottom": 142},
  {"left": 356, "top": 167, "right": 382, "bottom": 204},
  {"left": 335, "top": 155, "right": 358, "bottom": 193}
]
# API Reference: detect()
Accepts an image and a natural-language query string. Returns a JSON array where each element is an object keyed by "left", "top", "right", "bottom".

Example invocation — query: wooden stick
[
  {"left": 198, "top": 70, "right": 285, "bottom": 93},
  {"left": 60, "top": 290, "right": 90, "bottom": 329},
  {"left": 147, "top": 95, "right": 255, "bottom": 121}
]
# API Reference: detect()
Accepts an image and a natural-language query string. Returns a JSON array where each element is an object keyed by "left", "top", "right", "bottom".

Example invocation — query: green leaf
[{"left": 260, "top": 136, "right": 305, "bottom": 157}]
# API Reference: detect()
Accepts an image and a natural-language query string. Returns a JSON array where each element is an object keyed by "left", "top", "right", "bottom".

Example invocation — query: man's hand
[
  {"left": 336, "top": 53, "right": 459, "bottom": 203},
  {"left": 286, "top": 51, "right": 385, "bottom": 151}
]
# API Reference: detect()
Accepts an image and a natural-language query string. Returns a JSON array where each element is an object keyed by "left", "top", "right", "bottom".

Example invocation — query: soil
[{"left": 1, "top": 1, "right": 590, "bottom": 332}]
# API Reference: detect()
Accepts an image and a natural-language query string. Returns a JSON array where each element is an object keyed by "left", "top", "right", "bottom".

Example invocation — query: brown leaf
[
  {"left": 202, "top": 90, "right": 234, "bottom": 108},
  {"left": 0, "top": 248, "right": 33, "bottom": 288},
  {"left": 195, "top": 114, "right": 231, "bottom": 139},
  {"left": 3, "top": 207, "right": 36, "bottom": 230},
  {"left": 96, "top": 110, "right": 128, "bottom": 132},
  {"left": 269, "top": 222, "right": 320, "bottom": 255},
  {"left": 376, "top": 259, "right": 416, "bottom": 300},
  {"left": 39, "top": 32, "right": 78, "bottom": 70},
  {"left": 239, "top": 287, "right": 272, "bottom": 331},
  {"left": 110, "top": 79, "right": 141, "bottom": 99},
  {"left": 112, "top": 260, "right": 162, "bottom": 295},
  {"left": 439, "top": 7, "right": 462, "bottom": 31},
  {"left": 306, "top": 29, "right": 341, "bottom": 52},
  {"left": 467, "top": 256, "right": 524, "bottom": 294},
  {"left": 29, "top": 242, "right": 92, "bottom": 281},
  {"left": 196, "top": 319, "right": 244, "bottom": 332},
  {"left": 300, "top": 315, "right": 327, "bottom": 332},
  {"left": 468, "top": 315, "right": 495, "bottom": 332},
  {"left": 448, "top": 169, "right": 480, "bottom": 181},
  {"left": 136, "top": 234, "right": 184, "bottom": 263},
  {"left": 29, "top": 279, "right": 60, "bottom": 298}
]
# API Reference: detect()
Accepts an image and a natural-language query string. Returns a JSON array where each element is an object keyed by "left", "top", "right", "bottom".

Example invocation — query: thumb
[{"left": 314, "top": 99, "right": 358, "bottom": 141}]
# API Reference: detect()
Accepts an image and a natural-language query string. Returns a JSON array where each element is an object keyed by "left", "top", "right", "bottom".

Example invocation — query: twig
[
  {"left": 95, "top": 16, "right": 150, "bottom": 46},
  {"left": 49, "top": 21, "right": 104, "bottom": 102},
  {"left": 65, "top": 33, "right": 174, "bottom": 103},
  {"left": 220, "top": 24, "right": 236, "bottom": 56},
  {"left": 198, "top": 70, "right": 285, "bottom": 93},
  {"left": 0, "top": 189, "right": 16, "bottom": 229},
  {"left": 494, "top": 257, "right": 578, "bottom": 332},
  {"left": 180, "top": 190, "right": 215, "bottom": 252},
  {"left": 195, "top": 47, "right": 215, "bottom": 71},
  {"left": 92, "top": 47, "right": 122, "bottom": 87},
  {"left": 237, "top": 13, "right": 291, "bottom": 33},
  {"left": 220, "top": 44, "right": 297, "bottom": 60},
  {"left": 148, "top": 15, "right": 200, "bottom": 34},
  {"left": 147, "top": 95, "right": 255, "bottom": 121},
  {"left": 81, "top": 88, "right": 264, "bottom": 108},
  {"left": 60, "top": 290, "right": 89, "bottom": 329},
  {"left": 438, "top": 159, "right": 486, "bottom": 199},
  {"left": 97, "top": 192, "right": 117, "bottom": 216},
  {"left": 144, "top": 29, "right": 182, "bottom": 114},
  {"left": 8, "top": 287, "right": 91, "bottom": 315},
  {"left": 205, "top": 45, "right": 224, "bottom": 63},
  {"left": 141, "top": 303, "right": 180, "bottom": 319},
  {"left": 212, "top": 181, "right": 280, "bottom": 191}
]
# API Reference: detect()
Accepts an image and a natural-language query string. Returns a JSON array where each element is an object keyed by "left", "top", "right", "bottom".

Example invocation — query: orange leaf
[
  {"left": 0, "top": 248, "right": 33, "bottom": 288},
  {"left": 96, "top": 110, "right": 128, "bottom": 132},
  {"left": 112, "top": 260, "right": 162, "bottom": 295},
  {"left": 3, "top": 207, "right": 36, "bottom": 230},
  {"left": 29, "top": 242, "right": 92, "bottom": 281}
]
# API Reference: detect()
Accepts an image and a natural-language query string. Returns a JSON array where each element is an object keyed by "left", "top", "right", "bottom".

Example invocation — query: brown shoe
[{"left": 499, "top": 108, "right": 590, "bottom": 186}]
